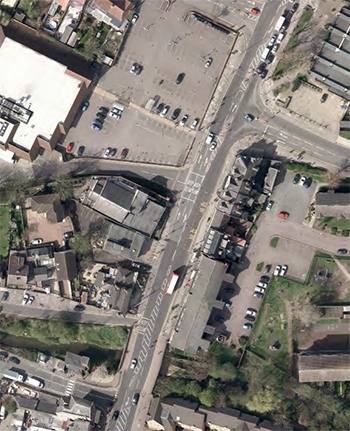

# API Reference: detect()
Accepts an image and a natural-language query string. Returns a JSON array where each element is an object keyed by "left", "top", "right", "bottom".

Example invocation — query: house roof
[
  {"left": 30, "top": 194, "right": 65, "bottom": 224},
  {"left": 65, "top": 352, "right": 90, "bottom": 373},
  {"left": 299, "top": 353, "right": 350, "bottom": 382},
  {"left": 8, "top": 252, "right": 28, "bottom": 277},
  {"left": 315, "top": 192, "right": 350, "bottom": 218},
  {"left": 68, "top": 396, "right": 93, "bottom": 418},
  {"left": 54, "top": 250, "right": 78, "bottom": 281},
  {"left": 90, "top": 0, "right": 133, "bottom": 21}
]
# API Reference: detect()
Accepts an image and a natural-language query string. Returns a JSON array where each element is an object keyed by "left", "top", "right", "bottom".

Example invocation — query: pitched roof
[
  {"left": 91, "top": 0, "right": 133, "bottom": 21},
  {"left": 65, "top": 351, "right": 90, "bottom": 373},
  {"left": 299, "top": 353, "right": 350, "bottom": 382},
  {"left": 54, "top": 250, "right": 78, "bottom": 281},
  {"left": 30, "top": 194, "right": 65, "bottom": 223},
  {"left": 68, "top": 396, "right": 93, "bottom": 418},
  {"left": 315, "top": 192, "right": 350, "bottom": 218}
]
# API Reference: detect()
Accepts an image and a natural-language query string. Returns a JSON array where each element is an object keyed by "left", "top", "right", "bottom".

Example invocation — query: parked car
[
  {"left": 160, "top": 105, "right": 170, "bottom": 118},
  {"left": 63, "top": 231, "right": 74, "bottom": 239},
  {"left": 130, "top": 63, "right": 142, "bottom": 75},
  {"left": 268, "top": 35, "right": 277, "bottom": 47},
  {"left": 266, "top": 200, "right": 274, "bottom": 211},
  {"left": 91, "top": 122, "right": 102, "bottom": 131},
  {"left": 104, "top": 148, "right": 111, "bottom": 158},
  {"left": 272, "top": 44, "right": 279, "bottom": 53},
  {"left": 280, "top": 265, "right": 288, "bottom": 277},
  {"left": 9, "top": 356, "right": 20, "bottom": 364},
  {"left": 274, "top": 265, "right": 281, "bottom": 276},
  {"left": 98, "top": 107, "right": 109, "bottom": 115},
  {"left": 278, "top": 211, "right": 289, "bottom": 219},
  {"left": 22, "top": 293, "right": 29, "bottom": 305},
  {"left": 96, "top": 111, "right": 106, "bottom": 120},
  {"left": 109, "top": 109, "right": 122, "bottom": 119},
  {"left": 0, "top": 405, "right": 5, "bottom": 420},
  {"left": 205, "top": 57, "right": 213, "bottom": 68},
  {"left": 81, "top": 101, "right": 89, "bottom": 111},
  {"left": 191, "top": 118, "right": 199, "bottom": 129},
  {"left": 254, "top": 286, "right": 265, "bottom": 294},
  {"left": 28, "top": 296, "right": 35, "bottom": 305},
  {"left": 180, "top": 114, "right": 189, "bottom": 126},
  {"left": 130, "top": 261, "right": 151, "bottom": 272},
  {"left": 156, "top": 103, "right": 165, "bottom": 115},
  {"left": 337, "top": 248, "right": 348, "bottom": 255},
  {"left": 253, "top": 292, "right": 264, "bottom": 299},
  {"left": 31, "top": 238, "right": 43, "bottom": 245},
  {"left": 66, "top": 142, "right": 74, "bottom": 153},
  {"left": 78, "top": 145, "right": 85, "bottom": 156},
  {"left": 260, "top": 69, "right": 268, "bottom": 79},
  {"left": 246, "top": 308, "right": 257, "bottom": 316},
  {"left": 209, "top": 142, "right": 217, "bottom": 151},
  {"left": 172, "top": 108, "right": 181, "bottom": 121},
  {"left": 244, "top": 113, "right": 254, "bottom": 122},
  {"left": 260, "top": 276, "right": 270, "bottom": 283},
  {"left": 299, "top": 176, "right": 306, "bottom": 186},
  {"left": 320, "top": 93, "right": 328, "bottom": 103},
  {"left": 256, "top": 63, "right": 266, "bottom": 75},
  {"left": 293, "top": 173, "right": 301, "bottom": 184},
  {"left": 132, "top": 393, "right": 140, "bottom": 405},
  {"left": 130, "top": 359, "right": 138, "bottom": 369},
  {"left": 121, "top": 148, "right": 129, "bottom": 159},
  {"left": 113, "top": 410, "right": 120, "bottom": 420},
  {"left": 243, "top": 323, "right": 253, "bottom": 329},
  {"left": 250, "top": 7, "right": 260, "bottom": 15},
  {"left": 2, "top": 292, "right": 9, "bottom": 301},
  {"left": 176, "top": 73, "right": 185, "bottom": 84},
  {"left": 264, "top": 264, "right": 271, "bottom": 274},
  {"left": 215, "top": 315, "right": 225, "bottom": 322},
  {"left": 109, "top": 148, "right": 117, "bottom": 158},
  {"left": 304, "top": 177, "right": 312, "bottom": 188},
  {"left": 257, "top": 282, "right": 267, "bottom": 288},
  {"left": 245, "top": 315, "right": 256, "bottom": 322},
  {"left": 131, "top": 13, "right": 139, "bottom": 23},
  {"left": 0, "top": 351, "right": 9, "bottom": 360},
  {"left": 74, "top": 304, "right": 86, "bottom": 312},
  {"left": 291, "top": 2, "right": 299, "bottom": 13}
]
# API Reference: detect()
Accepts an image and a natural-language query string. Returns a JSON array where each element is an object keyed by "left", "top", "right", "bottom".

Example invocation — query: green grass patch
[
  {"left": 291, "top": 74, "right": 308, "bottom": 92},
  {"left": 269, "top": 237, "right": 279, "bottom": 248},
  {"left": 256, "top": 262, "right": 264, "bottom": 272},
  {"left": 272, "top": 60, "right": 291, "bottom": 80},
  {"left": 318, "top": 217, "right": 350, "bottom": 232},
  {"left": 0, "top": 204, "right": 11, "bottom": 259},
  {"left": 317, "top": 318, "right": 341, "bottom": 325},
  {"left": 1, "top": 317, "right": 128, "bottom": 349},
  {"left": 286, "top": 8, "right": 313, "bottom": 51},
  {"left": 285, "top": 161, "right": 327, "bottom": 182},
  {"left": 339, "top": 131, "right": 350, "bottom": 140}
]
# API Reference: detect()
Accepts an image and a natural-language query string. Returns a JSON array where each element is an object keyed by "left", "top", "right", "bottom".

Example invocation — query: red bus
[{"left": 165, "top": 272, "right": 179, "bottom": 295}]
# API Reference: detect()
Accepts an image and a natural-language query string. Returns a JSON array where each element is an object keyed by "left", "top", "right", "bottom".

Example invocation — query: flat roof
[{"left": 0, "top": 37, "right": 83, "bottom": 150}]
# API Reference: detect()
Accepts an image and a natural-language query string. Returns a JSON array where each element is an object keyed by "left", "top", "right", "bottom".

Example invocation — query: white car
[
  {"left": 191, "top": 118, "right": 199, "bottom": 129},
  {"left": 254, "top": 286, "right": 265, "bottom": 293},
  {"left": 27, "top": 296, "right": 35, "bottom": 305},
  {"left": 104, "top": 148, "right": 111, "bottom": 158},
  {"left": 209, "top": 142, "right": 217, "bottom": 151},
  {"left": 268, "top": 35, "right": 277, "bottom": 47},
  {"left": 31, "top": 238, "right": 43, "bottom": 245},
  {"left": 160, "top": 105, "right": 169, "bottom": 118},
  {"left": 299, "top": 176, "right": 306, "bottom": 186},
  {"left": 205, "top": 57, "right": 213, "bottom": 68},
  {"left": 246, "top": 308, "right": 257, "bottom": 316},
  {"left": 280, "top": 265, "right": 288, "bottom": 276},
  {"left": 274, "top": 265, "right": 281, "bottom": 276},
  {"left": 180, "top": 114, "right": 189, "bottom": 126},
  {"left": 277, "top": 33, "right": 284, "bottom": 43},
  {"left": 257, "top": 282, "right": 268, "bottom": 288},
  {"left": 109, "top": 108, "right": 122, "bottom": 119},
  {"left": 130, "top": 358, "right": 138, "bottom": 369},
  {"left": 272, "top": 44, "right": 278, "bottom": 53},
  {"left": 22, "top": 293, "right": 29, "bottom": 305},
  {"left": 266, "top": 201, "right": 274, "bottom": 211},
  {"left": 131, "top": 13, "right": 139, "bottom": 23}
]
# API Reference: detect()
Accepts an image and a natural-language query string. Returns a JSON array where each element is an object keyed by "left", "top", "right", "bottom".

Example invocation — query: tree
[
  {"left": 184, "top": 380, "right": 201, "bottom": 398},
  {"left": 209, "top": 362, "right": 237, "bottom": 381},
  {"left": 3, "top": 397, "right": 17, "bottom": 414},
  {"left": 246, "top": 385, "right": 282, "bottom": 414},
  {"left": 52, "top": 173, "right": 74, "bottom": 201},
  {"left": 199, "top": 387, "right": 217, "bottom": 407}
]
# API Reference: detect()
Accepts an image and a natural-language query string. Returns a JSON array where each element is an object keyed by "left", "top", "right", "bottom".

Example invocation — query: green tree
[
  {"left": 3, "top": 397, "right": 17, "bottom": 414},
  {"left": 184, "top": 380, "right": 201, "bottom": 398},
  {"left": 228, "top": 387, "right": 248, "bottom": 408},
  {"left": 246, "top": 385, "right": 282, "bottom": 414},
  {"left": 209, "top": 362, "right": 237, "bottom": 381},
  {"left": 199, "top": 387, "right": 217, "bottom": 407},
  {"left": 52, "top": 173, "right": 74, "bottom": 200}
]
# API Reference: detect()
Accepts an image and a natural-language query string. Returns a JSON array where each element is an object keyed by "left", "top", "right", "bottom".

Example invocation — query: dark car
[
  {"left": 156, "top": 103, "right": 165, "bottom": 115},
  {"left": 215, "top": 316, "right": 225, "bottom": 322},
  {"left": 245, "top": 315, "right": 256, "bottom": 322},
  {"left": 0, "top": 351, "right": 9, "bottom": 360},
  {"left": 171, "top": 108, "right": 181, "bottom": 121},
  {"left": 63, "top": 231, "right": 74, "bottom": 239},
  {"left": 99, "top": 107, "right": 109, "bottom": 115},
  {"left": 74, "top": 304, "right": 86, "bottom": 312},
  {"left": 78, "top": 145, "right": 85, "bottom": 156},
  {"left": 244, "top": 113, "right": 254, "bottom": 122},
  {"left": 2, "top": 291, "right": 9, "bottom": 301},
  {"left": 132, "top": 393, "right": 140, "bottom": 406},
  {"left": 293, "top": 173, "right": 301, "bottom": 184},
  {"left": 264, "top": 264, "right": 271, "bottom": 274},
  {"left": 256, "top": 63, "right": 266, "bottom": 75},
  {"left": 130, "top": 261, "right": 151, "bottom": 272},
  {"left": 9, "top": 356, "right": 20, "bottom": 364},
  {"left": 113, "top": 411, "right": 119, "bottom": 420},
  {"left": 253, "top": 292, "right": 264, "bottom": 299},
  {"left": 260, "top": 69, "right": 267, "bottom": 79},
  {"left": 320, "top": 93, "right": 328, "bottom": 103},
  {"left": 81, "top": 101, "right": 89, "bottom": 111},
  {"left": 304, "top": 177, "right": 312, "bottom": 188},
  {"left": 291, "top": 2, "right": 299, "bottom": 13},
  {"left": 109, "top": 148, "right": 117, "bottom": 157},
  {"left": 260, "top": 276, "right": 270, "bottom": 283},
  {"left": 337, "top": 249, "right": 348, "bottom": 255},
  {"left": 96, "top": 111, "right": 106, "bottom": 120},
  {"left": 121, "top": 148, "right": 129, "bottom": 159},
  {"left": 176, "top": 73, "right": 185, "bottom": 85}
]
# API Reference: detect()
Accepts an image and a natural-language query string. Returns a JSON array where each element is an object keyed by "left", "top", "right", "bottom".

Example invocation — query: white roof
[{"left": 0, "top": 37, "right": 83, "bottom": 150}]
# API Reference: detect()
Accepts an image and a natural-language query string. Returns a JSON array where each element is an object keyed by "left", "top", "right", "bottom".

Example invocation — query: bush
[
  {"left": 270, "top": 237, "right": 279, "bottom": 248},
  {"left": 286, "top": 8, "right": 313, "bottom": 51},
  {"left": 256, "top": 262, "right": 264, "bottom": 272},
  {"left": 331, "top": 227, "right": 338, "bottom": 235},
  {"left": 342, "top": 230, "right": 349, "bottom": 237},
  {"left": 272, "top": 61, "right": 290, "bottom": 80},
  {"left": 291, "top": 74, "right": 308, "bottom": 92}
]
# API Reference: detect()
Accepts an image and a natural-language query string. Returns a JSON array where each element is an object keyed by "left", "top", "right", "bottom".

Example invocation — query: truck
[
  {"left": 3, "top": 369, "right": 25, "bottom": 382},
  {"left": 275, "top": 16, "right": 285, "bottom": 32},
  {"left": 165, "top": 272, "right": 179, "bottom": 295},
  {"left": 25, "top": 377, "right": 44, "bottom": 389},
  {"left": 260, "top": 47, "right": 271, "bottom": 62}
]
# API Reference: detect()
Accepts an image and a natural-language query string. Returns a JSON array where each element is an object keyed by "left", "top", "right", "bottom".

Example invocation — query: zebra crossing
[{"left": 65, "top": 380, "right": 75, "bottom": 395}]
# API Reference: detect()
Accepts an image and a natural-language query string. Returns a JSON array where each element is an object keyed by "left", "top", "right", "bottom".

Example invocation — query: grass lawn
[
  {"left": 269, "top": 237, "right": 279, "bottom": 248},
  {"left": 339, "top": 131, "right": 350, "bottom": 140},
  {"left": 286, "top": 8, "right": 313, "bottom": 51},
  {"left": 256, "top": 262, "right": 264, "bottom": 272},
  {"left": 1, "top": 317, "right": 128, "bottom": 349},
  {"left": 285, "top": 161, "right": 326, "bottom": 182},
  {"left": 0, "top": 204, "right": 11, "bottom": 259},
  {"left": 317, "top": 217, "right": 350, "bottom": 233}
]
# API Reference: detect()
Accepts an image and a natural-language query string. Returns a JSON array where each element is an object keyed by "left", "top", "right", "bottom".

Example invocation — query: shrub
[
  {"left": 331, "top": 227, "right": 338, "bottom": 235},
  {"left": 270, "top": 237, "right": 280, "bottom": 248},
  {"left": 342, "top": 230, "right": 349, "bottom": 237},
  {"left": 291, "top": 74, "right": 308, "bottom": 92},
  {"left": 256, "top": 262, "right": 264, "bottom": 272}
]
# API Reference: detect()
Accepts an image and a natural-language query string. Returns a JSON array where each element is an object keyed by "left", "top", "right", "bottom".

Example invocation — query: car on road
[
  {"left": 104, "top": 148, "right": 111, "bottom": 158},
  {"left": 130, "top": 63, "right": 142, "bottom": 75},
  {"left": 337, "top": 248, "right": 348, "bottom": 255},
  {"left": 243, "top": 323, "right": 253, "bottom": 329},
  {"left": 28, "top": 296, "right": 35, "bottom": 305},
  {"left": 215, "top": 315, "right": 225, "bottom": 322},
  {"left": 250, "top": 7, "right": 260, "bottom": 15},
  {"left": 256, "top": 63, "right": 266, "bottom": 75},
  {"left": 132, "top": 393, "right": 140, "bottom": 405},
  {"left": 2, "top": 292, "right": 9, "bottom": 301},
  {"left": 172, "top": 108, "right": 181, "bottom": 121},
  {"left": 63, "top": 231, "right": 74, "bottom": 239},
  {"left": 266, "top": 200, "right": 274, "bottom": 211},
  {"left": 0, "top": 351, "right": 9, "bottom": 360},
  {"left": 257, "top": 282, "right": 267, "bottom": 288},
  {"left": 130, "top": 359, "right": 138, "bottom": 369},
  {"left": 244, "top": 113, "right": 254, "bottom": 122},
  {"left": 206, "top": 132, "right": 215, "bottom": 145},
  {"left": 272, "top": 44, "right": 279, "bottom": 53},
  {"left": 260, "top": 69, "right": 267, "bottom": 79},
  {"left": 66, "top": 142, "right": 74, "bottom": 153},
  {"left": 253, "top": 292, "right": 264, "bottom": 299},
  {"left": 205, "top": 57, "right": 213, "bottom": 68},
  {"left": 245, "top": 314, "right": 256, "bottom": 322},
  {"left": 191, "top": 118, "right": 199, "bottom": 129},
  {"left": 320, "top": 93, "right": 328, "bottom": 103},
  {"left": 22, "top": 293, "right": 29, "bottom": 305},
  {"left": 293, "top": 173, "right": 301, "bottom": 184},
  {"left": 278, "top": 211, "right": 289, "bottom": 219},
  {"left": 176, "top": 73, "right": 185, "bottom": 85},
  {"left": 264, "top": 264, "right": 271, "bottom": 273},
  {"left": 74, "top": 304, "right": 86, "bottom": 312},
  {"left": 280, "top": 265, "right": 288, "bottom": 277},
  {"left": 274, "top": 265, "right": 281, "bottom": 276},
  {"left": 9, "top": 356, "right": 20, "bottom": 364},
  {"left": 180, "top": 114, "right": 189, "bottom": 126},
  {"left": 304, "top": 177, "right": 312, "bottom": 188},
  {"left": 291, "top": 2, "right": 299, "bottom": 13},
  {"left": 131, "top": 13, "right": 139, "bottom": 23},
  {"left": 31, "top": 238, "right": 43, "bottom": 245},
  {"left": 121, "top": 148, "right": 129, "bottom": 159},
  {"left": 209, "top": 142, "right": 217, "bottom": 151},
  {"left": 156, "top": 103, "right": 165, "bottom": 115},
  {"left": 268, "top": 35, "right": 277, "bottom": 47},
  {"left": 78, "top": 145, "right": 85, "bottom": 156},
  {"left": 260, "top": 276, "right": 270, "bottom": 283},
  {"left": 81, "top": 101, "right": 89, "bottom": 111},
  {"left": 299, "top": 176, "right": 306, "bottom": 187},
  {"left": 130, "top": 261, "right": 151, "bottom": 272},
  {"left": 254, "top": 286, "right": 265, "bottom": 293},
  {"left": 246, "top": 308, "right": 257, "bottom": 316},
  {"left": 109, "top": 148, "right": 117, "bottom": 158},
  {"left": 160, "top": 105, "right": 170, "bottom": 118},
  {"left": 113, "top": 411, "right": 119, "bottom": 420}
]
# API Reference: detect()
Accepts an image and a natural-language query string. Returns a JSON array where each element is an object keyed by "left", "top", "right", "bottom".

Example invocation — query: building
[
  {"left": 0, "top": 26, "right": 90, "bottom": 162},
  {"left": 315, "top": 191, "right": 350, "bottom": 218},
  {"left": 298, "top": 353, "right": 350, "bottom": 382},
  {"left": 7, "top": 251, "right": 28, "bottom": 287},
  {"left": 65, "top": 352, "right": 90, "bottom": 375},
  {"left": 30, "top": 195, "right": 65, "bottom": 224},
  {"left": 87, "top": 0, "right": 134, "bottom": 31},
  {"left": 202, "top": 227, "right": 245, "bottom": 263},
  {"left": 84, "top": 177, "right": 166, "bottom": 237}
]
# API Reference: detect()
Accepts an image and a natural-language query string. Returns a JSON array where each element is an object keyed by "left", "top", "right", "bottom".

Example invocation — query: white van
[
  {"left": 260, "top": 47, "right": 271, "bottom": 62},
  {"left": 25, "top": 377, "right": 44, "bottom": 388},
  {"left": 0, "top": 406, "right": 6, "bottom": 420}
]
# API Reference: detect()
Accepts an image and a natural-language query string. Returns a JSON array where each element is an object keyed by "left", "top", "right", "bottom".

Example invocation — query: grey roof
[
  {"left": 171, "top": 259, "right": 227, "bottom": 354},
  {"left": 54, "top": 250, "right": 78, "bottom": 281},
  {"left": 298, "top": 353, "right": 350, "bottom": 382},
  {"left": 30, "top": 194, "right": 64, "bottom": 223},
  {"left": 14, "top": 395, "right": 39, "bottom": 410},
  {"left": 68, "top": 396, "right": 93, "bottom": 418},
  {"left": 27, "top": 245, "right": 55, "bottom": 258},
  {"left": 65, "top": 352, "right": 90, "bottom": 373},
  {"left": 160, "top": 399, "right": 203, "bottom": 428},
  {"left": 7, "top": 252, "right": 28, "bottom": 282},
  {"left": 67, "top": 420, "right": 92, "bottom": 431},
  {"left": 315, "top": 192, "right": 350, "bottom": 218}
]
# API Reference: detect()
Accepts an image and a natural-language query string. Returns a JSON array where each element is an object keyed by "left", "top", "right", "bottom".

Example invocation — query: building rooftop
[
  {"left": 0, "top": 35, "right": 83, "bottom": 150},
  {"left": 54, "top": 250, "right": 78, "bottom": 281},
  {"left": 65, "top": 352, "right": 90, "bottom": 374},
  {"left": 298, "top": 353, "right": 350, "bottom": 382}
]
